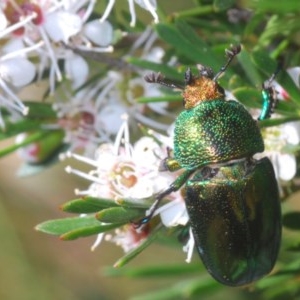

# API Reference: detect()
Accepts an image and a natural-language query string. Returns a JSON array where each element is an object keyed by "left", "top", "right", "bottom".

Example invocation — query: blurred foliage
[{"left": 2, "top": 0, "right": 300, "bottom": 299}]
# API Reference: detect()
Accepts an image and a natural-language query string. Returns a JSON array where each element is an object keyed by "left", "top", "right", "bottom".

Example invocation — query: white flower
[
  {"left": 64, "top": 52, "right": 89, "bottom": 89},
  {"left": 83, "top": 20, "right": 113, "bottom": 47},
  {"left": 54, "top": 95, "right": 109, "bottom": 157},
  {"left": 0, "top": 40, "right": 39, "bottom": 119},
  {"left": 43, "top": 11, "right": 82, "bottom": 43},
  {"left": 65, "top": 117, "right": 191, "bottom": 258},
  {"left": 105, "top": 223, "right": 150, "bottom": 253},
  {"left": 158, "top": 197, "right": 189, "bottom": 227},
  {"left": 260, "top": 122, "right": 300, "bottom": 181},
  {"left": 100, "top": 0, "right": 159, "bottom": 27},
  {"left": 1, "top": 1, "right": 114, "bottom": 94}
]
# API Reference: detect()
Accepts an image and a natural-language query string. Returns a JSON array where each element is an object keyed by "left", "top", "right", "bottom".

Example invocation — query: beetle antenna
[
  {"left": 144, "top": 72, "right": 183, "bottom": 90},
  {"left": 213, "top": 44, "right": 241, "bottom": 82}
]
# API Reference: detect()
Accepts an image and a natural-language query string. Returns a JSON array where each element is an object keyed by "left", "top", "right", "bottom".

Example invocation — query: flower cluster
[
  {"left": 0, "top": 0, "right": 159, "bottom": 124},
  {"left": 65, "top": 115, "right": 193, "bottom": 260},
  {"left": 0, "top": 0, "right": 165, "bottom": 163}
]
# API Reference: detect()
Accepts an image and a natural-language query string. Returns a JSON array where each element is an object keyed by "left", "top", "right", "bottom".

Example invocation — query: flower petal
[
  {"left": 44, "top": 11, "right": 82, "bottom": 43},
  {"left": 1, "top": 58, "right": 36, "bottom": 87},
  {"left": 159, "top": 200, "right": 189, "bottom": 227},
  {"left": 277, "top": 153, "right": 296, "bottom": 181},
  {"left": 65, "top": 53, "right": 89, "bottom": 89},
  {"left": 83, "top": 20, "right": 113, "bottom": 47}
]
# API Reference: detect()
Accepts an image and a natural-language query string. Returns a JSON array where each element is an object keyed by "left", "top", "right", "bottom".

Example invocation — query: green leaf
[
  {"left": 35, "top": 215, "right": 101, "bottom": 235},
  {"left": 60, "top": 222, "right": 123, "bottom": 240},
  {"left": 254, "top": 0, "right": 300, "bottom": 13},
  {"left": 96, "top": 207, "right": 145, "bottom": 223},
  {"left": 259, "top": 116, "right": 300, "bottom": 128},
  {"left": 131, "top": 276, "right": 220, "bottom": 300},
  {"left": 103, "top": 263, "right": 202, "bottom": 278},
  {"left": 25, "top": 101, "right": 57, "bottom": 119},
  {"left": 137, "top": 94, "right": 181, "bottom": 104},
  {"left": 238, "top": 50, "right": 262, "bottom": 86},
  {"left": 233, "top": 87, "right": 300, "bottom": 119},
  {"left": 116, "top": 197, "right": 153, "bottom": 209},
  {"left": 213, "top": 0, "right": 235, "bottom": 11},
  {"left": 256, "top": 259, "right": 300, "bottom": 299},
  {"left": 278, "top": 70, "right": 300, "bottom": 107},
  {"left": 127, "top": 57, "right": 182, "bottom": 81},
  {"left": 0, "top": 119, "right": 42, "bottom": 140},
  {"left": 155, "top": 22, "right": 217, "bottom": 66},
  {"left": 286, "top": 243, "right": 300, "bottom": 252},
  {"left": 0, "top": 129, "right": 65, "bottom": 162},
  {"left": 16, "top": 143, "right": 69, "bottom": 177},
  {"left": 252, "top": 50, "right": 300, "bottom": 106},
  {"left": 282, "top": 212, "right": 300, "bottom": 230},
  {"left": 61, "top": 197, "right": 120, "bottom": 213},
  {"left": 172, "top": 5, "right": 214, "bottom": 19},
  {"left": 35, "top": 215, "right": 123, "bottom": 240},
  {"left": 114, "top": 225, "right": 163, "bottom": 267},
  {"left": 0, "top": 131, "right": 48, "bottom": 157},
  {"left": 233, "top": 87, "right": 261, "bottom": 109},
  {"left": 251, "top": 50, "right": 278, "bottom": 76},
  {"left": 0, "top": 102, "right": 58, "bottom": 140}
]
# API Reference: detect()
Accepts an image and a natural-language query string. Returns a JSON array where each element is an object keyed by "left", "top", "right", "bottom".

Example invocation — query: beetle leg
[
  {"left": 134, "top": 169, "right": 194, "bottom": 227},
  {"left": 159, "top": 156, "right": 182, "bottom": 172},
  {"left": 258, "top": 63, "right": 282, "bottom": 120}
]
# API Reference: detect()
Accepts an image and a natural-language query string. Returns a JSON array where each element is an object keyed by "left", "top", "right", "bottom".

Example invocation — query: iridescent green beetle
[{"left": 140, "top": 45, "right": 281, "bottom": 286}]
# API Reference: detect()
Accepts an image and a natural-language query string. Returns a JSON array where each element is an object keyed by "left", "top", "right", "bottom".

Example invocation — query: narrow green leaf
[
  {"left": 233, "top": 87, "right": 261, "bottom": 109},
  {"left": 238, "top": 50, "right": 262, "bottom": 86},
  {"left": 35, "top": 215, "right": 100, "bottom": 235},
  {"left": 116, "top": 197, "right": 153, "bottom": 209},
  {"left": 126, "top": 57, "right": 182, "bottom": 81},
  {"left": 0, "top": 131, "right": 49, "bottom": 157},
  {"left": 104, "top": 263, "right": 202, "bottom": 278},
  {"left": 24, "top": 101, "right": 57, "bottom": 119},
  {"left": 132, "top": 276, "right": 220, "bottom": 300},
  {"left": 251, "top": 50, "right": 278, "bottom": 76},
  {"left": 286, "top": 243, "right": 300, "bottom": 252},
  {"left": 114, "top": 225, "right": 163, "bottom": 267},
  {"left": 173, "top": 5, "right": 214, "bottom": 19},
  {"left": 137, "top": 94, "right": 181, "bottom": 104},
  {"left": 16, "top": 143, "right": 69, "bottom": 177},
  {"left": 252, "top": 50, "right": 300, "bottom": 106},
  {"left": 61, "top": 197, "right": 119, "bottom": 213},
  {"left": 36, "top": 215, "right": 124, "bottom": 240},
  {"left": 279, "top": 70, "right": 300, "bottom": 107},
  {"left": 255, "top": 273, "right": 292, "bottom": 290},
  {"left": 155, "top": 23, "right": 215, "bottom": 65},
  {"left": 234, "top": 87, "right": 300, "bottom": 119},
  {"left": 283, "top": 212, "right": 300, "bottom": 230},
  {"left": 213, "top": 0, "right": 235, "bottom": 11},
  {"left": 62, "top": 196, "right": 153, "bottom": 214},
  {"left": 254, "top": 0, "right": 300, "bottom": 13},
  {"left": 61, "top": 222, "right": 123, "bottom": 240},
  {"left": 259, "top": 116, "right": 300, "bottom": 128},
  {"left": 96, "top": 207, "right": 145, "bottom": 223},
  {"left": 0, "top": 119, "right": 41, "bottom": 140}
]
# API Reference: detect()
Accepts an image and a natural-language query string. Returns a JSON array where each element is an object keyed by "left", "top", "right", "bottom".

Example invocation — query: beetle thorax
[{"left": 182, "top": 77, "right": 224, "bottom": 109}]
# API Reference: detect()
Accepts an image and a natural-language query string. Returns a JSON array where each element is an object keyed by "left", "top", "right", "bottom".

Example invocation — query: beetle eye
[
  {"left": 217, "top": 84, "right": 225, "bottom": 96},
  {"left": 185, "top": 68, "right": 194, "bottom": 85}
]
